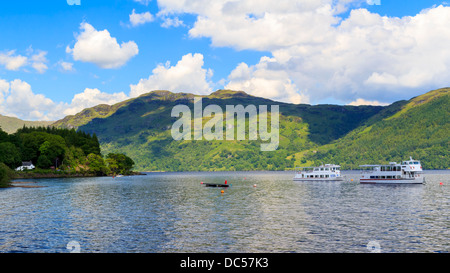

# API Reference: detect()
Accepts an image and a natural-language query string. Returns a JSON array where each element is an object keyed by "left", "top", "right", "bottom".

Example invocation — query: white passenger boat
[
  {"left": 294, "top": 164, "right": 344, "bottom": 181},
  {"left": 359, "top": 157, "right": 424, "bottom": 184}
]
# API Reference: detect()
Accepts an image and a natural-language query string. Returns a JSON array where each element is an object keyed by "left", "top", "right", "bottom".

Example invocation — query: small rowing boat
[{"left": 204, "top": 183, "right": 230, "bottom": 188}]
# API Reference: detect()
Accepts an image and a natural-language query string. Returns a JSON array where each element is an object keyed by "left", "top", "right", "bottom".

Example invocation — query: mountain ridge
[
  {"left": 4, "top": 88, "right": 446, "bottom": 171},
  {"left": 306, "top": 88, "right": 449, "bottom": 169},
  {"left": 0, "top": 114, "right": 54, "bottom": 134},
  {"left": 52, "top": 89, "right": 391, "bottom": 171}
]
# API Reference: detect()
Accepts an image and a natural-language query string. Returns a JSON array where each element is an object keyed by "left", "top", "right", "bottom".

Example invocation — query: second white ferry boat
[
  {"left": 294, "top": 164, "right": 344, "bottom": 181},
  {"left": 359, "top": 157, "right": 425, "bottom": 184}
]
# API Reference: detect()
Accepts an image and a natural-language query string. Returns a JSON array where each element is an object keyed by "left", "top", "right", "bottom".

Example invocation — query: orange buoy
[
  {"left": 221, "top": 190, "right": 225, "bottom": 194},
  {"left": 253, "top": 184, "right": 257, "bottom": 187}
]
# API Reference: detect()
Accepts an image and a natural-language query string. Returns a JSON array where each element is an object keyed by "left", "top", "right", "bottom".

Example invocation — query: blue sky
[{"left": 0, "top": 0, "right": 449, "bottom": 120}]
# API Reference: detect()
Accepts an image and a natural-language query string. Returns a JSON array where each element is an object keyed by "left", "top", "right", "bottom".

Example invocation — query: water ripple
[{"left": 0, "top": 171, "right": 449, "bottom": 253}]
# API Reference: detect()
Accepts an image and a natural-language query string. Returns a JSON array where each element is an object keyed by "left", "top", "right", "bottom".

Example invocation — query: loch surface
[{"left": 0, "top": 170, "right": 448, "bottom": 253}]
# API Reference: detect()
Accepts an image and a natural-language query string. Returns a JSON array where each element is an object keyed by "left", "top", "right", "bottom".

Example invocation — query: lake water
[{"left": 0, "top": 170, "right": 448, "bottom": 253}]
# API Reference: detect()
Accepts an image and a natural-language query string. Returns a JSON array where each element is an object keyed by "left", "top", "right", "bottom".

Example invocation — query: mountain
[
  {"left": 52, "top": 88, "right": 449, "bottom": 171},
  {"left": 305, "top": 88, "right": 449, "bottom": 169},
  {"left": 0, "top": 114, "right": 54, "bottom": 134},
  {"left": 53, "top": 89, "right": 385, "bottom": 171}
]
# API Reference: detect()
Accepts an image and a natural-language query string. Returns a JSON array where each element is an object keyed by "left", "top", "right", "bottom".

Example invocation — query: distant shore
[{"left": 12, "top": 171, "right": 146, "bottom": 180}]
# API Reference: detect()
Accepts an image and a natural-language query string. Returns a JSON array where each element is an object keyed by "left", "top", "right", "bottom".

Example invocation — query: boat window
[
  {"left": 414, "top": 162, "right": 419, "bottom": 164},
  {"left": 325, "top": 168, "right": 329, "bottom": 171}
]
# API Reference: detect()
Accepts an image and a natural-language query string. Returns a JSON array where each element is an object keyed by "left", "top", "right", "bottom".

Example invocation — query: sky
[{"left": 0, "top": 0, "right": 449, "bottom": 121}]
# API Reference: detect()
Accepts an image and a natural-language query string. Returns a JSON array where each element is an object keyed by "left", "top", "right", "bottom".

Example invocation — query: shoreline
[{"left": 12, "top": 171, "right": 147, "bottom": 180}]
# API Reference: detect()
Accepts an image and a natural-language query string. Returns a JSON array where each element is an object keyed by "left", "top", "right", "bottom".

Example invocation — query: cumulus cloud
[
  {"left": 160, "top": 16, "right": 185, "bottom": 28},
  {"left": 0, "top": 78, "right": 129, "bottom": 121},
  {"left": 0, "top": 48, "right": 49, "bottom": 73},
  {"left": 226, "top": 57, "right": 309, "bottom": 104},
  {"left": 63, "top": 88, "right": 128, "bottom": 116},
  {"left": 129, "top": 9, "right": 154, "bottom": 27},
  {"left": 0, "top": 79, "right": 9, "bottom": 105},
  {"left": 0, "top": 50, "right": 28, "bottom": 71},
  {"left": 59, "top": 61, "right": 75, "bottom": 72},
  {"left": 67, "top": 22, "right": 139, "bottom": 69},
  {"left": 133, "top": 0, "right": 151, "bottom": 5},
  {"left": 30, "top": 50, "right": 49, "bottom": 74},
  {"left": 347, "top": 98, "right": 389, "bottom": 106},
  {"left": 157, "top": 0, "right": 450, "bottom": 104},
  {"left": 0, "top": 79, "right": 55, "bottom": 120},
  {"left": 129, "top": 53, "right": 213, "bottom": 97}
]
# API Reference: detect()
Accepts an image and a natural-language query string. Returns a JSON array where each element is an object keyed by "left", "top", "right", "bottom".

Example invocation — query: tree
[
  {"left": 36, "top": 154, "right": 52, "bottom": 169},
  {"left": 86, "top": 153, "right": 109, "bottom": 176},
  {"left": 0, "top": 142, "right": 22, "bottom": 168},
  {"left": 0, "top": 162, "right": 14, "bottom": 188},
  {"left": 106, "top": 153, "right": 135, "bottom": 175}
]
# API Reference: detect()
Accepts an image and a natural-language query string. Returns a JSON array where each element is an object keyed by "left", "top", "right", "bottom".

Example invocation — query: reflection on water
[{"left": 0, "top": 171, "right": 449, "bottom": 253}]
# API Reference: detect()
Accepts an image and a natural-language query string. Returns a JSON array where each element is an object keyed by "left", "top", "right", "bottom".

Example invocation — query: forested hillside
[
  {"left": 52, "top": 88, "right": 449, "bottom": 171},
  {"left": 305, "top": 88, "right": 449, "bottom": 169}
]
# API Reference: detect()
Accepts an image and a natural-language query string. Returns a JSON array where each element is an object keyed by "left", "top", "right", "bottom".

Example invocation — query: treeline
[{"left": 0, "top": 126, "right": 135, "bottom": 187}]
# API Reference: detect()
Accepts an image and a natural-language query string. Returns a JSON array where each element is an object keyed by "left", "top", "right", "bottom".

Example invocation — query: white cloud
[
  {"left": 158, "top": 1, "right": 450, "bottom": 104},
  {"left": 133, "top": 0, "right": 151, "bottom": 5},
  {"left": 63, "top": 88, "right": 128, "bottom": 116},
  {"left": 0, "top": 79, "right": 55, "bottom": 120},
  {"left": 30, "top": 50, "right": 48, "bottom": 74},
  {"left": 129, "top": 9, "right": 154, "bottom": 27},
  {"left": 160, "top": 16, "right": 185, "bottom": 28},
  {"left": 68, "top": 22, "right": 139, "bottom": 69},
  {"left": 129, "top": 53, "right": 213, "bottom": 97},
  {"left": 347, "top": 98, "right": 389, "bottom": 106},
  {"left": 0, "top": 79, "right": 9, "bottom": 105},
  {"left": 0, "top": 50, "right": 28, "bottom": 71},
  {"left": 0, "top": 78, "right": 129, "bottom": 121},
  {"left": 226, "top": 57, "right": 309, "bottom": 104},
  {"left": 59, "top": 61, "right": 75, "bottom": 72},
  {"left": 0, "top": 48, "right": 49, "bottom": 73}
]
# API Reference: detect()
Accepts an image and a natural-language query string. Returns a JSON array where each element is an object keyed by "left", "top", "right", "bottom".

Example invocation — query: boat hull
[
  {"left": 293, "top": 177, "right": 344, "bottom": 182},
  {"left": 204, "top": 183, "right": 230, "bottom": 187},
  {"left": 360, "top": 177, "right": 424, "bottom": 184}
]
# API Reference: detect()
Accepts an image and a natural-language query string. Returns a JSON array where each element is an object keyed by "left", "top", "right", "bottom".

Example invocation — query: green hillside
[
  {"left": 54, "top": 89, "right": 383, "bottom": 171},
  {"left": 0, "top": 114, "right": 53, "bottom": 134},
  {"left": 305, "top": 88, "right": 449, "bottom": 169},
  {"left": 53, "top": 88, "right": 449, "bottom": 171}
]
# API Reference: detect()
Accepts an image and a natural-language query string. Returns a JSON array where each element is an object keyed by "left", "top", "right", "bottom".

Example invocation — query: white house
[{"left": 15, "top": 161, "right": 35, "bottom": 171}]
